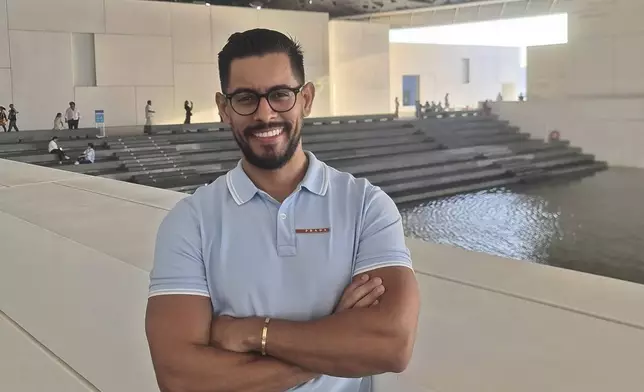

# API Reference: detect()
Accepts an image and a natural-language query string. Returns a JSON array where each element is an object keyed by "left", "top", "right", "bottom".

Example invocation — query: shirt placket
[{"left": 276, "top": 194, "right": 298, "bottom": 257}]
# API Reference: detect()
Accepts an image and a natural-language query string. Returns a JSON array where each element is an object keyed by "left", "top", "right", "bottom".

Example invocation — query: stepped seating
[
  {"left": 107, "top": 136, "right": 201, "bottom": 186},
  {"left": 421, "top": 109, "right": 481, "bottom": 119},
  {"left": 0, "top": 128, "right": 100, "bottom": 144},
  {"left": 0, "top": 112, "right": 607, "bottom": 203},
  {"left": 303, "top": 113, "right": 396, "bottom": 125},
  {"left": 154, "top": 113, "right": 606, "bottom": 199}
]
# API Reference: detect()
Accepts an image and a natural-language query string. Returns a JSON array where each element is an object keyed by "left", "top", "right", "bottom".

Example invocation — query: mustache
[{"left": 243, "top": 122, "right": 292, "bottom": 138}]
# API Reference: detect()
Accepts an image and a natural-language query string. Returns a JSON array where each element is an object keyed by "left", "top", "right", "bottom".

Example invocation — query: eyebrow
[{"left": 227, "top": 84, "right": 297, "bottom": 96}]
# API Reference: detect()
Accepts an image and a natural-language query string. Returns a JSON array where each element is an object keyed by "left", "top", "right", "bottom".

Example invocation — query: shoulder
[
  {"left": 323, "top": 162, "right": 393, "bottom": 214},
  {"left": 167, "top": 175, "right": 229, "bottom": 221}
]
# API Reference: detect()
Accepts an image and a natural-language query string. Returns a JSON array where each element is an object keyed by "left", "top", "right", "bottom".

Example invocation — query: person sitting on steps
[
  {"left": 48, "top": 136, "right": 70, "bottom": 164},
  {"left": 53, "top": 113, "right": 65, "bottom": 130},
  {"left": 74, "top": 143, "right": 95, "bottom": 165}
]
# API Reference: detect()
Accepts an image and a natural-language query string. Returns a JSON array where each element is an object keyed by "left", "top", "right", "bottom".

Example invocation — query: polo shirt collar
[{"left": 226, "top": 151, "right": 329, "bottom": 205}]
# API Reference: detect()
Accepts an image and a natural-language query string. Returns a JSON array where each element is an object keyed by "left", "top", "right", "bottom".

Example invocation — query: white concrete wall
[
  {"left": 390, "top": 43, "right": 524, "bottom": 113},
  {"left": 0, "top": 0, "right": 333, "bottom": 130},
  {"left": 329, "top": 20, "right": 390, "bottom": 116},
  {"left": 492, "top": 100, "right": 644, "bottom": 168},
  {"left": 510, "top": 0, "right": 644, "bottom": 168},
  {"left": 2, "top": 160, "right": 644, "bottom": 392},
  {"left": 75, "top": 87, "right": 137, "bottom": 127},
  {"left": 9, "top": 30, "right": 75, "bottom": 130},
  {"left": 526, "top": 44, "right": 569, "bottom": 100}
]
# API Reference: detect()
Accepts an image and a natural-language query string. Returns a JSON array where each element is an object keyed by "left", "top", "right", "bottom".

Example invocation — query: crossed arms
[
  {"left": 145, "top": 188, "right": 420, "bottom": 392},
  {"left": 147, "top": 266, "right": 419, "bottom": 392}
]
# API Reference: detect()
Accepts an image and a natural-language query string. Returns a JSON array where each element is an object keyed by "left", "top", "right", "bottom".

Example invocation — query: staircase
[{"left": 108, "top": 136, "right": 201, "bottom": 186}]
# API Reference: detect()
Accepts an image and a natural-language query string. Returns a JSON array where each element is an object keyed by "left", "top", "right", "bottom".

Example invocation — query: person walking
[
  {"left": 65, "top": 102, "right": 81, "bottom": 129},
  {"left": 184, "top": 100, "right": 193, "bottom": 124},
  {"left": 144, "top": 100, "right": 155, "bottom": 134},
  {"left": 8, "top": 104, "right": 19, "bottom": 132}
]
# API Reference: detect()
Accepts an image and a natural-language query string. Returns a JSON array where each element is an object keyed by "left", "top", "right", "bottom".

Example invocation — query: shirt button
[{"left": 279, "top": 213, "right": 287, "bottom": 220}]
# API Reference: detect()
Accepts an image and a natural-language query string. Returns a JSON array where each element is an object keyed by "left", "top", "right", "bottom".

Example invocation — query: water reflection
[{"left": 401, "top": 168, "right": 644, "bottom": 285}]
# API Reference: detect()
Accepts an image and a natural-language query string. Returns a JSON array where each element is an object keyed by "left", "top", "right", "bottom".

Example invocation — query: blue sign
[{"left": 95, "top": 110, "right": 105, "bottom": 124}]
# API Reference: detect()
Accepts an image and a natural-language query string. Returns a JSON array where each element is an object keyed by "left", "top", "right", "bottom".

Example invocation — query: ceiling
[{"left": 169, "top": 0, "right": 509, "bottom": 17}]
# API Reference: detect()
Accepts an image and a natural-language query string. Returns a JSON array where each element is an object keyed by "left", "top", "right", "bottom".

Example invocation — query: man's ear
[
  {"left": 215, "top": 92, "right": 231, "bottom": 124},
  {"left": 301, "top": 82, "right": 316, "bottom": 118}
]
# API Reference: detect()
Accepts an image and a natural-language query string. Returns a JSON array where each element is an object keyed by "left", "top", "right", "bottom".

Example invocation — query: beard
[{"left": 232, "top": 121, "right": 301, "bottom": 170}]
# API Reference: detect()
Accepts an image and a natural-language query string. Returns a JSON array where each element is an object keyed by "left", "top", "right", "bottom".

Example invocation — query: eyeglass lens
[{"left": 230, "top": 89, "right": 297, "bottom": 115}]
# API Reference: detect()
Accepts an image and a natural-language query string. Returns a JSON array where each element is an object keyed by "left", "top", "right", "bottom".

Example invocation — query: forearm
[
  {"left": 260, "top": 309, "right": 412, "bottom": 378},
  {"left": 155, "top": 345, "right": 316, "bottom": 392}
]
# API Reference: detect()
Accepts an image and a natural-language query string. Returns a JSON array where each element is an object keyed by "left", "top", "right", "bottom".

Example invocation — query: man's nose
[{"left": 253, "top": 97, "right": 277, "bottom": 123}]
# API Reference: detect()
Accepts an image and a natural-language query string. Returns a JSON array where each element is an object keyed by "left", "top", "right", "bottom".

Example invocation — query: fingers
[
  {"left": 353, "top": 285, "right": 385, "bottom": 308},
  {"left": 336, "top": 274, "right": 369, "bottom": 311},
  {"left": 336, "top": 274, "right": 384, "bottom": 312}
]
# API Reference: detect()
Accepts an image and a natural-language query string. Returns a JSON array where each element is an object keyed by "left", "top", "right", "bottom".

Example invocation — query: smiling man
[{"left": 145, "top": 29, "right": 420, "bottom": 392}]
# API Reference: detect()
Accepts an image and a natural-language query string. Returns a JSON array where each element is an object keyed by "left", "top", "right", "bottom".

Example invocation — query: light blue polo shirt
[{"left": 150, "top": 151, "right": 413, "bottom": 392}]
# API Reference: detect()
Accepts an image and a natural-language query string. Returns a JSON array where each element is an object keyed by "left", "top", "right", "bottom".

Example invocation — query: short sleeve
[
  {"left": 149, "top": 199, "right": 210, "bottom": 298},
  {"left": 353, "top": 186, "right": 413, "bottom": 276}
]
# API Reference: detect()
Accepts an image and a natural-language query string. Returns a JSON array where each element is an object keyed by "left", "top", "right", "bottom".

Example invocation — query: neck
[{"left": 242, "top": 148, "right": 308, "bottom": 202}]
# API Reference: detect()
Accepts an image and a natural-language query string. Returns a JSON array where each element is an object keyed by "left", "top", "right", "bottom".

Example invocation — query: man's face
[{"left": 217, "top": 53, "right": 315, "bottom": 170}]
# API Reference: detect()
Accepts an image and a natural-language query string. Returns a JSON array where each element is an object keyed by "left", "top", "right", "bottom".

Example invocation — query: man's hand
[
  {"left": 211, "top": 274, "right": 386, "bottom": 353},
  {"left": 335, "top": 274, "right": 385, "bottom": 313}
]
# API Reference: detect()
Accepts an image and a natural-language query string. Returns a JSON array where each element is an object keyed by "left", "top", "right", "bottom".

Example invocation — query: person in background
[
  {"left": 144, "top": 100, "right": 155, "bottom": 134},
  {"left": 184, "top": 100, "right": 194, "bottom": 124},
  {"left": 496, "top": 92, "right": 503, "bottom": 102},
  {"left": 8, "top": 104, "right": 19, "bottom": 132},
  {"left": 0, "top": 106, "right": 7, "bottom": 132},
  {"left": 423, "top": 101, "right": 430, "bottom": 113},
  {"left": 53, "top": 113, "right": 65, "bottom": 130},
  {"left": 482, "top": 100, "right": 492, "bottom": 116},
  {"left": 48, "top": 136, "right": 69, "bottom": 164},
  {"left": 65, "top": 101, "right": 81, "bottom": 129},
  {"left": 518, "top": 92, "right": 525, "bottom": 102},
  {"left": 437, "top": 102, "right": 444, "bottom": 112},
  {"left": 415, "top": 100, "right": 422, "bottom": 119},
  {"left": 394, "top": 97, "right": 400, "bottom": 118},
  {"left": 444, "top": 93, "right": 450, "bottom": 111},
  {"left": 74, "top": 143, "right": 95, "bottom": 165}
]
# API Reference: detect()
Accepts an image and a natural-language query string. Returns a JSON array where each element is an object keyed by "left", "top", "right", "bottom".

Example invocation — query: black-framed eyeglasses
[{"left": 225, "top": 85, "right": 304, "bottom": 116}]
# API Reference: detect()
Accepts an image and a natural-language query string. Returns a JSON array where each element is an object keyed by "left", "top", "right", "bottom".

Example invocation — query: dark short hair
[
  {"left": 88, "top": 143, "right": 94, "bottom": 148},
  {"left": 69, "top": 101, "right": 75, "bottom": 106},
  {"left": 218, "top": 29, "right": 305, "bottom": 92}
]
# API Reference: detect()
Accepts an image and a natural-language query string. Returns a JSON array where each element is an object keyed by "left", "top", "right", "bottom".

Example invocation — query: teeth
[{"left": 255, "top": 128, "right": 283, "bottom": 138}]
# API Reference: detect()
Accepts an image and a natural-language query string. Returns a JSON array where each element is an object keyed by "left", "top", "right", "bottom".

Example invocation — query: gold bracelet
[{"left": 261, "top": 317, "right": 271, "bottom": 356}]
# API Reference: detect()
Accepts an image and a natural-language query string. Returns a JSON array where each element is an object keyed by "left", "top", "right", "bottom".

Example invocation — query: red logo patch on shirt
[{"left": 295, "top": 228, "right": 330, "bottom": 234}]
